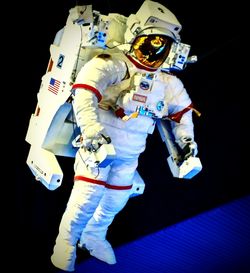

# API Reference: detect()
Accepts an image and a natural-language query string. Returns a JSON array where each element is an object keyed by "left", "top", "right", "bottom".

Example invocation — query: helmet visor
[{"left": 131, "top": 34, "right": 173, "bottom": 69}]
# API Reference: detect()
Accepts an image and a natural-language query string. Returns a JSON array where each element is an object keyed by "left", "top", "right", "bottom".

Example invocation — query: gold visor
[{"left": 131, "top": 34, "right": 173, "bottom": 69}]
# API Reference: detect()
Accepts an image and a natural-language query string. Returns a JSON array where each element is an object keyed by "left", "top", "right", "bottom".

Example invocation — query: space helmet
[{"left": 124, "top": 0, "right": 182, "bottom": 69}]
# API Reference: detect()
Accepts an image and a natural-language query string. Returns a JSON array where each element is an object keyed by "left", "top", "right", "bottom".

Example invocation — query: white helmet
[
  {"left": 125, "top": 0, "right": 182, "bottom": 69},
  {"left": 125, "top": 0, "right": 182, "bottom": 43}
]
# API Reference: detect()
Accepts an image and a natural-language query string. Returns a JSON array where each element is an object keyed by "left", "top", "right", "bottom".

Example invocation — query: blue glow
[{"left": 73, "top": 195, "right": 250, "bottom": 273}]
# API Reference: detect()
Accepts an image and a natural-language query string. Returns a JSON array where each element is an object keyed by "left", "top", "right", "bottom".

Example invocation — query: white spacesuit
[{"left": 50, "top": 1, "right": 200, "bottom": 271}]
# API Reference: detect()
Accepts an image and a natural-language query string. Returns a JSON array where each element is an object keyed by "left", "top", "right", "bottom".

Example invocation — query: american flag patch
[{"left": 48, "top": 77, "right": 60, "bottom": 95}]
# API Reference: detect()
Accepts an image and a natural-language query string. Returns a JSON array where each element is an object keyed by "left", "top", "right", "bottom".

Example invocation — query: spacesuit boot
[
  {"left": 79, "top": 235, "right": 117, "bottom": 265},
  {"left": 78, "top": 187, "right": 131, "bottom": 264},
  {"left": 51, "top": 181, "right": 105, "bottom": 271}
]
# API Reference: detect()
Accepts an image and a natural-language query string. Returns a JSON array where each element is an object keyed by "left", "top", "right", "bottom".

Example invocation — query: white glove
[
  {"left": 177, "top": 136, "right": 198, "bottom": 160},
  {"left": 78, "top": 126, "right": 111, "bottom": 152},
  {"left": 83, "top": 132, "right": 111, "bottom": 152}
]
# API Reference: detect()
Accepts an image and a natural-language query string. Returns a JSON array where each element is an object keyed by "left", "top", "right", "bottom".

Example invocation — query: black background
[{"left": 12, "top": 0, "right": 246, "bottom": 272}]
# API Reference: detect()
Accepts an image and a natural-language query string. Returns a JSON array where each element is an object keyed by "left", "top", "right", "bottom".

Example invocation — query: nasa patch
[{"left": 139, "top": 81, "right": 150, "bottom": 90}]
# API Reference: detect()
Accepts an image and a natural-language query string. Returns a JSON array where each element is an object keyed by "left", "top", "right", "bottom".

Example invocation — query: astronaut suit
[{"left": 51, "top": 0, "right": 198, "bottom": 271}]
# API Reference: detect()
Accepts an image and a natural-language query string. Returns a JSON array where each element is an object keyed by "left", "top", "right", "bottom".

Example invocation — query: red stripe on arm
[
  {"left": 167, "top": 103, "right": 194, "bottom": 123},
  {"left": 72, "top": 84, "right": 102, "bottom": 102}
]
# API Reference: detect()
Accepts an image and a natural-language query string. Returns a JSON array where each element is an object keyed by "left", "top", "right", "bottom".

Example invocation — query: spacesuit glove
[
  {"left": 80, "top": 125, "right": 111, "bottom": 152},
  {"left": 83, "top": 133, "right": 111, "bottom": 152},
  {"left": 178, "top": 136, "right": 198, "bottom": 160}
]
